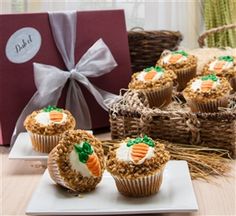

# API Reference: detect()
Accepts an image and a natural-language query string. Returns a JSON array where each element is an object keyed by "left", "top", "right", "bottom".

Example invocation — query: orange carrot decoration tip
[
  {"left": 127, "top": 135, "right": 155, "bottom": 163},
  {"left": 49, "top": 111, "right": 64, "bottom": 122},
  {"left": 214, "top": 61, "right": 225, "bottom": 72},
  {"left": 74, "top": 142, "right": 101, "bottom": 177},
  {"left": 169, "top": 54, "right": 182, "bottom": 64},
  {"left": 131, "top": 143, "right": 149, "bottom": 163},
  {"left": 144, "top": 71, "right": 157, "bottom": 81},
  {"left": 201, "top": 80, "right": 214, "bottom": 92}
]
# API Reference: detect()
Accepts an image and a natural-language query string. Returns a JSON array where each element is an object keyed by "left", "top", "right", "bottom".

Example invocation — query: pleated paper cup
[
  {"left": 28, "top": 132, "right": 61, "bottom": 153},
  {"left": 111, "top": 168, "right": 164, "bottom": 197},
  {"left": 230, "top": 76, "right": 236, "bottom": 92},
  {"left": 185, "top": 95, "right": 229, "bottom": 113},
  {"left": 175, "top": 65, "right": 197, "bottom": 91},
  {"left": 143, "top": 82, "right": 173, "bottom": 108},
  {"left": 47, "top": 146, "right": 72, "bottom": 190}
]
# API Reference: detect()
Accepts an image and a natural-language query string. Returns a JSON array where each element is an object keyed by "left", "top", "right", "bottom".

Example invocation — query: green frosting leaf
[
  {"left": 218, "top": 55, "right": 234, "bottom": 62},
  {"left": 144, "top": 66, "right": 164, "bottom": 73},
  {"left": 74, "top": 141, "right": 94, "bottom": 163},
  {"left": 201, "top": 74, "right": 218, "bottom": 82},
  {"left": 83, "top": 141, "right": 93, "bottom": 155},
  {"left": 79, "top": 152, "right": 89, "bottom": 163},
  {"left": 172, "top": 50, "right": 188, "bottom": 57},
  {"left": 127, "top": 135, "right": 155, "bottom": 147},
  {"left": 43, "top": 105, "right": 62, "bottom": 112}
]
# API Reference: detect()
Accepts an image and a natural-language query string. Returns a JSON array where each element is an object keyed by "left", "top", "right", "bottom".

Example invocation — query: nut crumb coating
[
  {"left": 128, "top": 69, "right": 176, "bottom": 90},
  {"left": 24, "top": 110, "right": 75, "bottom": 135},
  {"left": 183, "top": 76, "right": 231, "bottom": 101},
  {"left": 106, "top": 139, "right": 170, "bottom": 179},
  {"left": 157, "top": 55, "right": 197, "bottom": 71}
]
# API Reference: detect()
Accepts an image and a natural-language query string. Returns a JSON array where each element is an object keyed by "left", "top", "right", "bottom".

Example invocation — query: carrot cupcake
[
  {"left": 157, "top": 50, "right": 197, "bottom": 91},
  {"left": 24, "top": 105, "right": 76, "bottom": 153},
  {"left": 106, "top": 135, "right": 170, "bottom": 197},
  {"left": 48, "top": 130, "right": 105, "bottom": 193},
  {"left": 202, "top": 55, "right": 236, "bottom": 91},
  {"left": 128, "top": 66, "right": 176, "bottom": 108},
  {"left": 183, "top": 74, "right": 232, "bottom": 113}
]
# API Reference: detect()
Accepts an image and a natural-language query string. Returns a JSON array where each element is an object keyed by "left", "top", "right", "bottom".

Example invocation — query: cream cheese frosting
[
  {"left": 209, "top": 59, "right": 233, "bottom": 72},
  {"left": 136, "top": 71, "right": 163, "bottom": 82},
  {"left": 116, "top": 142, "right": 155, "bottom": 165},
  {"left": 162, "top": 53, "right": 188, "bottom": 64},
  {"left": 34, "top": 111, "right": 67, "bottom": 125},
  {"left": 191, "top": 77, "right": 220, "bottom": 92},
  {"left": 69, "top": 142, "right": 97, "bottom": 177}
]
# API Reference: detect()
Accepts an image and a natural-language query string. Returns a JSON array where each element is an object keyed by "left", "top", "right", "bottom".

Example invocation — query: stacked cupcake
[
  {"left": 183, "top": 74, "right": 231, "bottom": 113},
  {"left": 202, "top": 55, "right": 236, "bottom": 91},
  {"left": 157, "top": 50, "right": 197, "bottom": 91},
  {"left": 24, "top": 105, "right": 75, "bottom": 153},
  {"left": 128, "top": 66, "right": 176, "bottom": 108}
]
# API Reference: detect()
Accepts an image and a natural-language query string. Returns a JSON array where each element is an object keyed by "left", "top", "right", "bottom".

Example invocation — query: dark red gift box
[{"left": 0, "top": 10, "right": 131, "bottom": 145}]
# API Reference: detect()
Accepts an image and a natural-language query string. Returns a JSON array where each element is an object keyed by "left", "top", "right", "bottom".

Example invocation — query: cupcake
[
  {"left": 128, "top": 66, "right": 176, "bottom": 108},
  {"left": 202, "top": 55, "right": 236, "bottom": 91},
  {"left": 106, "top": 135, "right": 170, "bottom": 197},
  {"left": 24, "top": 105, "right": 76, "bottom": 153},
  {"left": 48, "top": 130, "right": 105, "bottom": 193},
  {"left": 157, "top": 50, "right": 197, "bottom": 91},
  {"left": 183, "top": 74, "right": 232, "bottom": 113}
]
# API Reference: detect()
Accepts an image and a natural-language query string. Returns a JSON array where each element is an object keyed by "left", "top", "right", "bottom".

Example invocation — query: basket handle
[
  {"left": 129, "top": 27, "right": 144, "bottom": 31},
  {"left": 198, "top": 23, "right": 236, "bottom": 48}
]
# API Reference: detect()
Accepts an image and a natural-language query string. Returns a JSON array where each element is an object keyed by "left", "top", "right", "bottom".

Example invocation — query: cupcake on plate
[
  {"left": 157, "top": 50, "right": 197, "bottom": 91},
  {"left": 48, "top": 129, "right": 105, "bottom": 193},
  {"left": 128, "top": 66, "right": 176, "bottom": 108},
  {"left": 24, "top": 105, "right": 76, "bottom": 153},
  {"left": 183, "top": 74, "right": 232, "bottom": 113},
  {"left": 202, "top": 55, "right": 236, "bottom": 91},
  {"left": 106, "top": 135, "right": 170, "bottom": 197}
]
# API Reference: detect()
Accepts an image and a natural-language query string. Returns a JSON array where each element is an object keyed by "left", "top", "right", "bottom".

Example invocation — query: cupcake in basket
[
  {"left": 128, "top": 66, "right": 176, "bottom": 108},
  {"left": 106, "top": 135, "right": 170, "bottom": 197},
  {"left": 183, "top": 74, "right": 232, "bottom": 113},
  {"left": 157, "top": 50, "right": 197, "bottom": 91},
  {"left": 202, "top": 55, "right": 236, "bottom": 91},
  {"left": 24, "top": 105, "right": 76, "bottom": 153},
  {"left": 48, "top": 129, "right": 105, "bottom": 193}
]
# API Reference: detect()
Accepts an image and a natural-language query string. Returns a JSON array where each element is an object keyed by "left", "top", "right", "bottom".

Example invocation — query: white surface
[
  {"left": 26, "top": 161, "right": 198, "bottom": 215},
  {"left": 8, "top": 131, "right": 93, "bottom": 161}
]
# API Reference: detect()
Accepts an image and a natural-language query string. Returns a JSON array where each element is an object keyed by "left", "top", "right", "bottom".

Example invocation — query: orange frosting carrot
[
  {"left": 49, "top": 111, "right": 63, "bottom": 122},
  {"left": 86, "top": 154, "right": 101, "bottom": 177},
  {"left": 144, "top": 70, "right": 157, "bottom": 81},
  {"left": 169, "top": 54, "right": 182, "bottom": 64},
  {"left": 201, "top": 80, "right": 213, "bottom": 92},
  {"left": 131, "top": 143, "right": 149, "bottom": 163},
  {"left": 214, "top": 61, "right": 225, "bottom": 72}
]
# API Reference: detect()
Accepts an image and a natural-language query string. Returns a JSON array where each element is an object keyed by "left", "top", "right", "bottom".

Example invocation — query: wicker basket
[
  {"left": 109, "top": 91, "right": 236, "bottom": 158},
  {"left": 128, "top": 28, "right": 183, "bottom": 72}
]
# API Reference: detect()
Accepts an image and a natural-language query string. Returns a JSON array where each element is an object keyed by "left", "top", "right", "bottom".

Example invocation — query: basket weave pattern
[
  {"left": 109, "top": 91, "right": 236, "bottom": 158},
  {"left": 128, "top": 30, "right": 183, "bottom": 72}
]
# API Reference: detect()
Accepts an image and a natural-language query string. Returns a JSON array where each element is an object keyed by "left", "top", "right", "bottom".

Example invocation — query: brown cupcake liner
[
  {"left": 112, "top": 168, "right": 164, "bottom": 197},
  {"left": 47, "top": 147, "right": 72, "bottom": 190},
  {"left": 28, "top": 132, "right": 61, "bottom": 153},
  {"left": 142, "top": 82, "right": 173, "bottom": 108},
  {"left": 230, "top": 76, "right": 236, "bottom": 91},
  {"left": 175, "top": 65, "right": 197, "bottom": 91},
  {"left": 186, "top": 95, "right": 229, "bottom": 113}
]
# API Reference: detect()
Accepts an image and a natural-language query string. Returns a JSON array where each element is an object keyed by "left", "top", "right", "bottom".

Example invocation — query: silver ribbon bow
[{"left": 10, "top": 11, "right": 119, "bottom": 146}]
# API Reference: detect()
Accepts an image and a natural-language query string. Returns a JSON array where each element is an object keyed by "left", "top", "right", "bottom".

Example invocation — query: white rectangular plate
[
  {"left": 26, "top": 160, "right": 198, "bottom": 215},
  {"left": 8, "top": 131, "right": 92, "bottom": 161}
]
